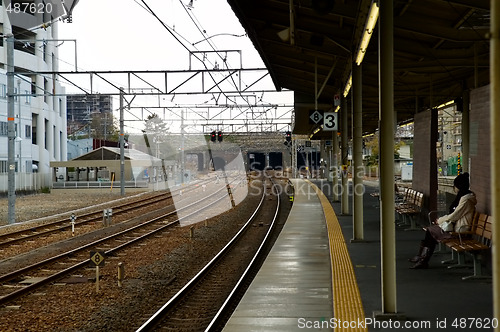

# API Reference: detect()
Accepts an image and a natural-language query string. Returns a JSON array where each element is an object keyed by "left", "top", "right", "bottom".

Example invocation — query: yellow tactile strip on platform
[{"left": 307, "top": 180, "right": 367, "bottom": 332}]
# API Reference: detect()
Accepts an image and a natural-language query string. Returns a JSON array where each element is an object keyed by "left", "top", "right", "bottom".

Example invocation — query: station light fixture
[
  {"left": 343, "top": 74, "right": 352, "bottom": 97},
  {"left": 355, "top": 0, "right": 379, "bottom": 66}
]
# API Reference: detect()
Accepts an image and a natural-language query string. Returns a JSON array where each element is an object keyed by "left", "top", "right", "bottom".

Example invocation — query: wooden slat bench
[
  {"left": 396, "top": 189, "right": 424, "bottom": 231},
  {"left": 443, "top": 214, "right": 492, "bottom": 280},
  {"left": 438, "top": 211, "right": 483, "bottom": 265}
]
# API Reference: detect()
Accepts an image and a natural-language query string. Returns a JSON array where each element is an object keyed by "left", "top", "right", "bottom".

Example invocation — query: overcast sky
[
  {"left": 57, "top": 0, "right": 263, "bottom": 73},
  {"left": 55, "top": 0, "right": 293, "bottom": 134}
]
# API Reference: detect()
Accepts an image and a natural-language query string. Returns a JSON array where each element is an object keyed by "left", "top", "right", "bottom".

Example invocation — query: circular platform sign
[{"left": 5, "top": 0, "right": 74, "bottom": 31}]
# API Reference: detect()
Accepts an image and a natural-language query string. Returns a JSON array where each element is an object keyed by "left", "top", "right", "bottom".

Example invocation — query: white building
[{"left": 0, "top": 5, "right": 67, "bottom": 192}]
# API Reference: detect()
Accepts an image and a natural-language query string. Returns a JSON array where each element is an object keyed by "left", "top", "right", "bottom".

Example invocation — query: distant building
[
  {"left": 67, "top": 94, "right": 113, "bottom": 139},
  {"left": 0, "top": 7, "right": 68, "bottom": 192},
  {"left": 437, "top": 105, "right": 462, "bottom": 175}
]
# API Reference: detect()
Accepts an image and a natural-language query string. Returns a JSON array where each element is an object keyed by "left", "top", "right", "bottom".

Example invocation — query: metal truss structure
[{"left": 15, "top": 60, "right": 294, "bottom": 134}]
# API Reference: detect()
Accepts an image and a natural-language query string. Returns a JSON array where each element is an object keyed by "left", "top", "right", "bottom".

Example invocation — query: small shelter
[{"left": 50, "top": 147, "right": 170, "bottom": 188}]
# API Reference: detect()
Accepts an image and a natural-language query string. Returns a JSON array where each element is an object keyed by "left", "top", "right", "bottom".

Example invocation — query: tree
[
  {"left": 90, "top": 111, "right": 118, "bottom": 140},
  {"left": 143, "top": 113, "right": 170, "bottom": 157},
  {"left": 364, "top": 133, "right": 407, "bottom": 166}
]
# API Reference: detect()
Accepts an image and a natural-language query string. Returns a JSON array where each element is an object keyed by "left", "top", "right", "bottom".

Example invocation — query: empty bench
[{"left": 395, "top": 188, "right": 424, "bottom": 231}]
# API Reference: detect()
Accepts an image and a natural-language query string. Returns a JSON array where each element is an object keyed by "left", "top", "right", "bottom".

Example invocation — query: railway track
[
  {"left": 135, "top": 177, "right": 281, "bottom": 332},
  {"left": 0, "top": 175, "right": 246, "bottom": 306},
  {"left": 0, "top": 177, "right": 220, "bottom": 260},
  {"left": 0, "top": 192, "right": 171, "bottom": 246}
]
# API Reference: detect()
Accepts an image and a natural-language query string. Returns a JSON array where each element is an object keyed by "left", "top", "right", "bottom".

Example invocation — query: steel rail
[
  {"left": 205, "top": 180, "right": 281, "bottom": 331},
  {"left": 135, "top": 178, "right": 273, "bottom": 332},
  {"left": 0, "top": 177, "right": 240, "bottom": 305}
]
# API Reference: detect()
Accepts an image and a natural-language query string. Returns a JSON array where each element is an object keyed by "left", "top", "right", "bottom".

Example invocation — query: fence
[{"left": 0, "top": 172, "right": 45, "bottom": 193}]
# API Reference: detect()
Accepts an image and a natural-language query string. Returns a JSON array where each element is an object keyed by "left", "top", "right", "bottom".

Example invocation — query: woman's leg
[{"left": 410, "top": 231, "right": 437, "bottom": 269}]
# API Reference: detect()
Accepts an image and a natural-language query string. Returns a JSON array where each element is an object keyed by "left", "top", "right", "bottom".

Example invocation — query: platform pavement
[{"left": 312, "top": 179, "right": 494, "bottom": 331}]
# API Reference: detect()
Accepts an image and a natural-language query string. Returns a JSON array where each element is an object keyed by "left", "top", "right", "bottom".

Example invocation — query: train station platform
[{"left": 223, "top": 178, "right": 494, "bottom": 331}]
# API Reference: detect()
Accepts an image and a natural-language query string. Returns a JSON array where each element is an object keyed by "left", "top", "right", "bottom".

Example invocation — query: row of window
[
  {"left": 0, "top": 122, "right": 32, "bottom": 138},
  {"left": 0, "top": 84, "right": 31, "bottom": 103},
  {"left": 0, "top": 160, "right": 35, "bottom": 173}
]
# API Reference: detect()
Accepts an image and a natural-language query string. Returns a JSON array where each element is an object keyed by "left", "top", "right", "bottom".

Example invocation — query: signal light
[
  {"left": 210, "top": 131, "right": 216, "bottom": 142},
  {"left": 217, "top": 131, "right": 223, "bottom": 142},
  {"left": 285, "top": 131, "right": 292, "bottom": 146}
]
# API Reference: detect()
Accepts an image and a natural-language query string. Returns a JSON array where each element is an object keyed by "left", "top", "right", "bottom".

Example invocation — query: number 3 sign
[{"left": 323, "top": 112, "right": 338, "bottom": 131}]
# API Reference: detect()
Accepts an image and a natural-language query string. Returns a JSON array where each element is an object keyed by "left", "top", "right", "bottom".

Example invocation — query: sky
[
  {"left": 58, "top": 0, "right": 262, "bottom": 71},
  {"left": 55, "top": 0, "right": 293, "bottom": 135}
]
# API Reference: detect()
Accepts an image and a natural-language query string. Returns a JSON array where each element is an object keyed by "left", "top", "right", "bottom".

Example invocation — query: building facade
[
  {"left": 437, "top": 105, "right": 462, "bottom": 176},
  {"left": 0, "top": 6, "right": 67, "bottom": 192},
  {"left": 67, "top": 94, "right": 113, "bottom": 140}
]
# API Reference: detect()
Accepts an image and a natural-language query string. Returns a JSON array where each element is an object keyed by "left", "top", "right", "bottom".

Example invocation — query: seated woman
[{"left": 409, "top": 172, "right": 477, "bottom": 269}]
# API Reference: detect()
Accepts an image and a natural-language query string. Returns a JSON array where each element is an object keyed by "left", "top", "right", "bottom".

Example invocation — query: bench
[
  {"left": 395, "top": 189, "right": 424, "bottom": 231},
  {"left": 435, "top": 211, "right": 482, "bottom": 263},
  {"left": 442, "top": 213, "right": 492, "bottom": 280}
]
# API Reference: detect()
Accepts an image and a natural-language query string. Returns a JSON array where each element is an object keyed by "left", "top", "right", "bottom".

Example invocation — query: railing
[
  {"left": 52, "top": 180, "right": 150, "bottom": 189},
  {"left": 0, "top": 173, "right": 43, "bottom": 192}
]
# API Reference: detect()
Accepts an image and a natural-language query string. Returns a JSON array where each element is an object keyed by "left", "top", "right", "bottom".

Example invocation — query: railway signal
[
  {"left": 210, "top": 131, "right": 216, "bottom": 142},
  {"left": 284, "top": 131, "right": 291, "bottom": 146},
  {"left": 217, "top": 131, "right": 223, "bottom": 142}
]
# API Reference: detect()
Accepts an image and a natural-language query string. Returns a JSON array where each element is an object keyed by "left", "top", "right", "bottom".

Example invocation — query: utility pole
[
  {"left": 120, "top": 88, "right": 125, "bottom": 196},
  {"left": 7, "top": 35, "right": 16, "bottom": 224},
  {"left": 180, "top": 109, "right": 186, "bottom": 184}
]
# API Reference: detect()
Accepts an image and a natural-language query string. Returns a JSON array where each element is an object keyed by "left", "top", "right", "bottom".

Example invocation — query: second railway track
[
  {"left": 0, "top": 176, "right": 223, "bottom": 260},
  {"left": 135, "top": 177, "right": 282, "bottom": 332},
  {"left": 0, "top": 175, "right": 246, "bottom": 306},
  {"left": 0, "top": 173, "right": 292, "bottom": 332}
]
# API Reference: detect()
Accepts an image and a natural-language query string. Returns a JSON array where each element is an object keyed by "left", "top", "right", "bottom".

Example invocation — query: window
[
  {"left": 0, "top": 161, "right": 8, "bottom": 173},
  {"left": 25, "top": 125, "right": 31, "bottom": 138},
  {"left": 44, "top": 78, "right": 49, "bottom": 103},
  {"left": 0, "top": 121, "right": 7, "bottom": 136},
  {"left": 0, "top": 84, "right": 6, "bottom": 98},
  {"left": 25, "top": 90, "right": 31, "bottom": 104}
]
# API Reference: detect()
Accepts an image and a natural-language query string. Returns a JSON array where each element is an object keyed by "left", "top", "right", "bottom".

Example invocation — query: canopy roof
[{"left": 227, "top": 0, "right": 490, "bottom": 137}]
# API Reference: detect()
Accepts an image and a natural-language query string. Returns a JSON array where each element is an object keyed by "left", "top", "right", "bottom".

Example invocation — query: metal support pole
[
  {"left": 332, "top": 130, "right": 339, "bottom": 201},
  {"left": 7, "top": 35, "right": 16, "bottom": 225},
  {"left": 377, "top": 0, "right": 398, "bottom": 316},
  {"left": 352, "top": 63, "right": 364, "bottom": 241},
  {"left": 341, "top": 96, "right": 349, "bottom": 214},
  {"left": 181, "top": 109, "right": 185, "bottom": 184},
  {"left": 490, "top": 0, "right": 500, "bottom": 327},
  {"left": 120, "top": 88, "right": 125, "bottom": 196},
  {"left": 292, "top": 135, "right": 297, "bottom": 178}
]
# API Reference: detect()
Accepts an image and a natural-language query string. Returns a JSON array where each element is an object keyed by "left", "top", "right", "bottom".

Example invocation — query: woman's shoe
[
  {"left": 410, "top": 261, "right": 428, "bottom": 269},
  {"left": 408, "top": 255, "right": 421, "bottom": 263},
  {"left": 408, "top": 241, "right": 426, "bottom": 263},
  {"left": 409, "top": 246, "right": 433, "bottom": 269}
]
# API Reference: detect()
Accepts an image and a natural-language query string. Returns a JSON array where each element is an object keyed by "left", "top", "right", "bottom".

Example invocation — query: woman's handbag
[{"left": 439, "top": 221, "right": 455, "bottom": 232}]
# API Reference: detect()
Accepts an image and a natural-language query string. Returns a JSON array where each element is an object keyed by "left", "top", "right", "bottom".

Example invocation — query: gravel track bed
[
  {"left": 0, "top": 191, "right": 148, "bottom": 232},
  {"left": 0, "top": 178, "right": 291, "bottom": 331}
]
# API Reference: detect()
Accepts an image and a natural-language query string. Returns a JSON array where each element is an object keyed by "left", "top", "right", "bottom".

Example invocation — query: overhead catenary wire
[{"left": 7, "top": 1, "right": 291, "bottom": 136}]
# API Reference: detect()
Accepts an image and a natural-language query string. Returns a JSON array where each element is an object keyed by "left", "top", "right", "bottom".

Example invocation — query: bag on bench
[{"left": 439, "top": 221, "right": 455, "bottom": 232}]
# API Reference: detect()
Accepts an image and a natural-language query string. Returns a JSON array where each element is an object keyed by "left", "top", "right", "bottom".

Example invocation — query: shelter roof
[{"left": 227, "top": 0, "right": 490, "bottom": 138}]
